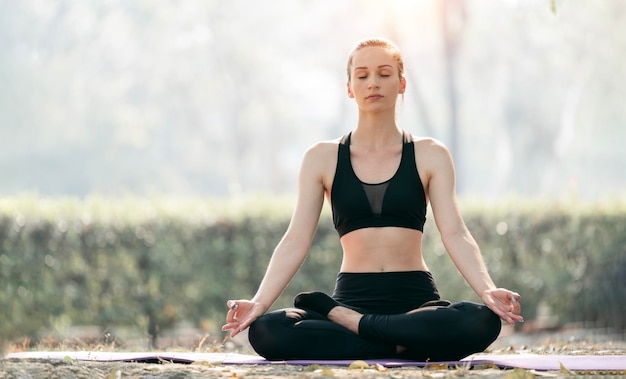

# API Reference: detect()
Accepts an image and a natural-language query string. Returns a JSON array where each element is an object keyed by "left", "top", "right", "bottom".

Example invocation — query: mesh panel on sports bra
[
  {"left": 331, "top": 131, "right": 427, "bottom": 236},
  {"left": 362, "top": 182, "right": 389, "bottom": 215}
]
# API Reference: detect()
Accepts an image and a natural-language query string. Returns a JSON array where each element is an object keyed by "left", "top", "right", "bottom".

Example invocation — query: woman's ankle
[{"left": 327, "top": 306, "right": 362, "bottom": 334}]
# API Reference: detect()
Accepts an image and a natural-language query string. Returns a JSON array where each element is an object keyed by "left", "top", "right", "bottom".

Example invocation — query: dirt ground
[
  {"left": 1, "top": 328, "right": 624, "bottom": 379},
  {"left": 0, "top": 359, "right": 515, "bottom": 379}
]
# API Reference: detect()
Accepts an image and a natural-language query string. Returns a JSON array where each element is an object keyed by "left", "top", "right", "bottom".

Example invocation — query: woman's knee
[
  {"left": 452, "top": 302, "right": 502, "bottom": 339},
  {"left": 248, "top": 312, "right": 284, "bottom": 359},
  {"left": 475, "top": 303, "right": 502, "bottom": 343},
  {"left": 248, "top": 313, "right": 274, "bottom": 343},
  {"left": 248, "top": 308, "right": 309, "bottom": 360},
  {"left": 485, "top": 307, "right": 502, "bottom": 340}
]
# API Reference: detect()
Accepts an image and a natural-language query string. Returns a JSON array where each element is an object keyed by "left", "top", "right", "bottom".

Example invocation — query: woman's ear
[
  {"left": 399, "top": 77, "right": 407, "bottom": 94},
  {"left": 347, "top": 81, "right": 355, "bottom": 98}
]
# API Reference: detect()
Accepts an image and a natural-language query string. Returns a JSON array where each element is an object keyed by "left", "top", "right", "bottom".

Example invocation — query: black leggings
[{"left": 248, "top": 271, "right": 501, "bottom": 361}]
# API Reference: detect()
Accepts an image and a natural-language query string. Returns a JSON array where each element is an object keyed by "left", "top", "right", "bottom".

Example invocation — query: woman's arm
[
  {"left": 222, "top": 143, "right": 328, "bottom": 337},
  {"left": 423, "top": 139, "right": 523, "bottom": 324},
  {"left": 251, "top": 144, "right": 327, "bottom": 309}
]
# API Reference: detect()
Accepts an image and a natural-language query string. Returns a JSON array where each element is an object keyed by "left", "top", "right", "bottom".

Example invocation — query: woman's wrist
[
  {"left": 479, "top": 287, "right": 496, "bottom": 300},
  {"left": 251, "top": 295, "right": 272, "bottom": 313}
]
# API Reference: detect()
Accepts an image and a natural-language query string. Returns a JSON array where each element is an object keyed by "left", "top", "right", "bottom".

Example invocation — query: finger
[
  {"left": 222, "top": 322, "right": 238, "bottom": 332},
  {"left": 227, "top": 300, "right": 240, "bottom": 311},
  {"left": 231, "top": 321, "right": 250, "bottom": 337},
  {"left": 226, "top": 301, "right": 242, "bottom": 323},
  {"left": 504, "top": 309, "right": 524, "bottom": 323},
  {"left": 506, "top": 293, "right": 520, "bottom": 311},
  {"left": 225, "top": 309, "right": 238, "bottom": 323},
  {"left": 486, "top": 303, "right": 509, "bottom": 322},
  {"left": 497, "top": 310, "right": 515, "bottom": 324},
  {"left": 509, "top": 295, "right": 521, "bottom": 314},
  {"left": 487, "top": 300, "right": 519, "bottom": 324},
  {"left": 507, "top": 316, "right": 524, "bottom": 324},
  {"left": 230, "top": 316, "right": 256, "bottom": 338},
  {"left": 228, "top": 325, "right": 239, "bottom": 337}
]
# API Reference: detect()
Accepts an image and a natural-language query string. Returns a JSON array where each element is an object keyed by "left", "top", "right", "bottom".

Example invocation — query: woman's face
[{"left": 347, "top": 46, "right": 406, "bottom": 111}]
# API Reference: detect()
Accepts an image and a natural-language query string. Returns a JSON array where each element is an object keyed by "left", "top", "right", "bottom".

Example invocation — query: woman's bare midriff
[{"left": 339, "top": 227, "right": 429, "bottom": 273}]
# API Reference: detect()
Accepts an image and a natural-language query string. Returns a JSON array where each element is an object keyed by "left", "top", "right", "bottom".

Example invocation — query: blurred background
[
  {"left": 1, "top": 0, "right": 625, "bottom": 353},
  {"left": 1, "top": 0, "right": 624, "bottom": 200}
]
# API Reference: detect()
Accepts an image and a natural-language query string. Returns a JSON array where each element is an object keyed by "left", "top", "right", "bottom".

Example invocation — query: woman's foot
[
  {"left": 327, "top": 305, "right": 362, "bottom": 334},
  {"left": 294, "top": 291, "right": 341, "bottom": 316},
  {"left": 294, "top": 292, "right": 362, "bottom": 334}
]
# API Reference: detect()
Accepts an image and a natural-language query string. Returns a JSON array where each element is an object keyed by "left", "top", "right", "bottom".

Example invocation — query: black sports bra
[{"left": 330, "top": 132, "right": 427, "bottom": 237}]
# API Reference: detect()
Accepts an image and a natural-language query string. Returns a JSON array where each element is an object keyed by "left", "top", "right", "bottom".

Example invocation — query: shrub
[{"left": 0, "top": 195, "right": 623, "bottom": 346}]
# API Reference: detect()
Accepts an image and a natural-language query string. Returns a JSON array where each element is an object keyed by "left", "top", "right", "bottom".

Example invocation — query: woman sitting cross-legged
[{"left": 222, "top": 38, "right": 523, "bottom": 361}]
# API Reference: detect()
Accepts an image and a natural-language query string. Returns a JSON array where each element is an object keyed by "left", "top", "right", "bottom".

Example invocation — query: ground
[{"left": 1, "top": 328, "right": 624, "bottom": 378}]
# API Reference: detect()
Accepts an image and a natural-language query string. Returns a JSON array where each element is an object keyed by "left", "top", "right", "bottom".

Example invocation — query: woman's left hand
[{"left": 481, "top": 288, "right": 523, "bottom": 324}]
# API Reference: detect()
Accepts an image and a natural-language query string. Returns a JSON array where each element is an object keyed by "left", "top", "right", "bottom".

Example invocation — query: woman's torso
[{"left": 321, "top": 133, "right": 432, "bottom": 273}]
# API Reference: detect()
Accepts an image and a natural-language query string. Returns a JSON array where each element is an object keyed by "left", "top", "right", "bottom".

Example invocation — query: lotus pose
[{"left": 223, "top": 38, "right": 523, "bottom": 361}]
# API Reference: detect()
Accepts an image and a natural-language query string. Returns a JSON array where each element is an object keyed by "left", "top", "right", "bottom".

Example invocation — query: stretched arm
[
  {"left": 222, "top": 144, "right": 327, "bottom": 337},
  {"left": 425, "top": 140, "right": 523, "bottom": 324}
]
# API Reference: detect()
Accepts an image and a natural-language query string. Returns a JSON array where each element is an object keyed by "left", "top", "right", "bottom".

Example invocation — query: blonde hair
[{"left": 346, "top": 38, "right": 405, "bottom": 82}]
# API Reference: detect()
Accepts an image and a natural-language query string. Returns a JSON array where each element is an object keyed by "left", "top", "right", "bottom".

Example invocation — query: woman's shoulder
[
  {"left": 304, "top": 137, "right": 343, "bottom": 156},
  {"left": 407, "top": 134, "right": 455, "bottom": 174},
  {"left": 409, "top": 134, "right": 450, "bottom": 153},
  {"left": 299, "top": 137, "right": 343, "bottom": 169}
]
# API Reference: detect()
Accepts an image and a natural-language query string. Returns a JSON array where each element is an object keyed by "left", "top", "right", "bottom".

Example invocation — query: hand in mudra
[
  {"left": 221, "top": 299, "right": 265, "bottom": 338},
  {"left": 481, "top": 288, "right": 523, "bottom": 324}
]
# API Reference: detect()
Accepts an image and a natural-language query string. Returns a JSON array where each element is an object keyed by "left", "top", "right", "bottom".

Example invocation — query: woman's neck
[{"left": 353, "top": 111, "right": 401, "bottom": 148}]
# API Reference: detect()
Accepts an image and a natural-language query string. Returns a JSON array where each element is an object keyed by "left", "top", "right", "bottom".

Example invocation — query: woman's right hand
[{"left": 221, "top": 299, "right": 265, "bottom": 338}]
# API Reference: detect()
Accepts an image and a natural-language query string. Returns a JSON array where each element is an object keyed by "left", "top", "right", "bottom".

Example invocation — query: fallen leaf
[
  {"left": 559, "top": 362, "right": 576, "bottom": 376},
  {"left": 304, "top": 364, "right": 321, "bottom": 371},
  {"left": 528, "top": 369, "right": 558, "bottom": 377},
  {"left": 503, "top": 368, "right": 536, "bottom": 379},
  {"left": 348, "top": 360, "right": 369, "bottom": 369},
  {"left": 426, "top": 363, "right": 448, "bottom": 370},
  {"left": 315, "top": 368, "right": 335, "bottom": 376},
  {"left": 62, "top": 356, "right": 75, "bottom": 364},
  {"left": 374, "top": 363, "right": 387, "bottom": 372},
  {"left": 473, "top": 363, "right": 500, "bottom": 370}
]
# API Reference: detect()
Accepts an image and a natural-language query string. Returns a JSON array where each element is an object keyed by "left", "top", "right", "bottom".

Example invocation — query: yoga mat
[
  {"left": 5, "top": 351, "right": 265, "bottom": 365},
  {"left": 5, "top": 351, "right": 626, "bottom": 371}
]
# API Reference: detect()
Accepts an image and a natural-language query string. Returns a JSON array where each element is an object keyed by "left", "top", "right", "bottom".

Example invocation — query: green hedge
[{"left": 1, "top": 195, "right": 624, "bottom": 346}]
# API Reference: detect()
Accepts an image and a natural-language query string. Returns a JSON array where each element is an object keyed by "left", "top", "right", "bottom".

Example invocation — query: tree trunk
[{"left": 440, "top": 0, "right": 466, "bottom": 192}]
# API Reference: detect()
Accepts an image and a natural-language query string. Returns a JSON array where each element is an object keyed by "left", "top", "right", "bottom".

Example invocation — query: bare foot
[
  {"left": 327, "top": 306, "right": 363, "bottom": 334},
  {"left": 328, "top": 307, "right": 406, "bottom": 355}
]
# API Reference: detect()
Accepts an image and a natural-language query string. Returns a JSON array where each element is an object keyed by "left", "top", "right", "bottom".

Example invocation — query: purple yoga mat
[{"left": 5, "top": 351, "right": 626, "bottom": 371}]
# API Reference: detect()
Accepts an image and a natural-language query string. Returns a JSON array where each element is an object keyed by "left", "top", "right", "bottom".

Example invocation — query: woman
[{"left": 222, "top": 38, "right": 523, "bottom": 361}]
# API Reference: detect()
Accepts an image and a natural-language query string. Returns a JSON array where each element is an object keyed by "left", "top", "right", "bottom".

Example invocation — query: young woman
[{"left": 222, "top": 38, "right": 523, "bottom": 361}]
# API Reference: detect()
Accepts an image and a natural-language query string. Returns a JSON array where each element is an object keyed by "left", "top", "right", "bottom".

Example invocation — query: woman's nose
[{"left": 367, "top": 78, "right": 379, "bottom": 88}]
